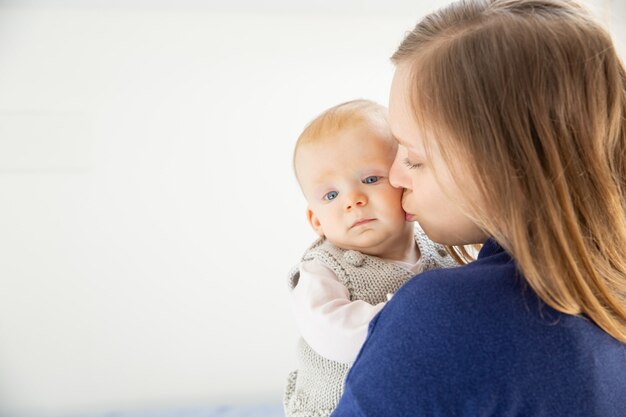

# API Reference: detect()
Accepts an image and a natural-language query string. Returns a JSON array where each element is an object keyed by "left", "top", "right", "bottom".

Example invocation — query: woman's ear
[{"left": 306, "top": 208, "right": 324, "bottom": 237}]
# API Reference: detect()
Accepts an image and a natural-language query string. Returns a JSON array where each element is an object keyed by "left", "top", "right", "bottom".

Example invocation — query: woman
[{"left": 331, "top": 0, "right": 626, "bottom": 415}]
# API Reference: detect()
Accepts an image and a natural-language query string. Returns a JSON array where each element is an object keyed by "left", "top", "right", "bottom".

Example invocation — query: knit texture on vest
[{"left": 284, "top": 225, "right": 457, "bottom": 417}]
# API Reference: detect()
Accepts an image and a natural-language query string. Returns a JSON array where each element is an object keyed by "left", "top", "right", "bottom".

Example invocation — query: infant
[{"left": 284, "top": 99, "right": 457, "bottom": 417}]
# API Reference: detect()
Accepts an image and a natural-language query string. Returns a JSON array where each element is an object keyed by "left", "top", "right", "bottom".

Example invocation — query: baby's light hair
[{"left": 293, "top": 99, "right": 393, "bottom": 184}]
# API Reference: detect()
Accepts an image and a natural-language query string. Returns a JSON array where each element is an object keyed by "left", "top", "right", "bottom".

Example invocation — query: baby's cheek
[
  {"left": 381, "top": 187, "right": 407, "bottom": 213},
  {"left": 389, "top": 185, "right": 406, "bottom": 203}
]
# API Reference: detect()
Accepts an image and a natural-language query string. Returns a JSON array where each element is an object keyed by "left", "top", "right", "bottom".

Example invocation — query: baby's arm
[{"left": 290, "top": 259, "right": 385, "bottom": 364}]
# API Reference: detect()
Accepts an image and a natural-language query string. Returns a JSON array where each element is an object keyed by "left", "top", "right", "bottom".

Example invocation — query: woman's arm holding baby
[{"left": 291, "top": 259, "right": 385, "bottom": 364}]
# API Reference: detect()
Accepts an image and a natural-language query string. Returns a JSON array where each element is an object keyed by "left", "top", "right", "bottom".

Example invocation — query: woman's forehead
[{"left": 388, "top": 67, "right": 417, "bottom": 145}]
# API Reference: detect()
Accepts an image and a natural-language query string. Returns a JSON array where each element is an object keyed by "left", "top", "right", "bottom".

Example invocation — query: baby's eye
[
  {"left": 324, "top": 191, "right": 338, "bottom": 201},
  {"left": 363, "top": 176, "right": 380, "bottom": 184}
]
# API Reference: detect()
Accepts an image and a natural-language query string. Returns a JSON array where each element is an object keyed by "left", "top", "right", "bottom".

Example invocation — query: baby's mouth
[{"left": 351, "top": 218, "right": 376, "bottom": 229}]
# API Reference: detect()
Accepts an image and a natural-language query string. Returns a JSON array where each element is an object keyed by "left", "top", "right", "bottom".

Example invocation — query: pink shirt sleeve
[{"left": 290, "top": 259, "right": 386, "bottom": 364}]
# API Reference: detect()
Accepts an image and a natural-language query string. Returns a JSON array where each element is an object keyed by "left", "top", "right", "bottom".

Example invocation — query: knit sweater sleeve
[{"left": 290, "top": 258, "right": 386, "bottom": 364}]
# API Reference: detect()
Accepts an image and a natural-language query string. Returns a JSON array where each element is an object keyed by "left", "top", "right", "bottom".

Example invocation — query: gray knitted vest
[{"left": 284, "top": 225, "right": 457, "bottom": 417}]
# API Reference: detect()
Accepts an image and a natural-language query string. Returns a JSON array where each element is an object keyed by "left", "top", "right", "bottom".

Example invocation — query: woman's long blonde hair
[{"left": 392, "top": 0, "right": 626, "bottom": 342}]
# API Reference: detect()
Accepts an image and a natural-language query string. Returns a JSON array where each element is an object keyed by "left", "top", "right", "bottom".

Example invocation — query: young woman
[{"left": 331, "top": 0, "right": 626, "bottom": 415}]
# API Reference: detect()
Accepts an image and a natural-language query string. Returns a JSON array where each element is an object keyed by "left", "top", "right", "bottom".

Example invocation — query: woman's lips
[
  {"left": 351, "top": 218, "right": 375, "bottom": 228},
  {"left": 405, "top": 213, "right": 417, "bottom": 222}
]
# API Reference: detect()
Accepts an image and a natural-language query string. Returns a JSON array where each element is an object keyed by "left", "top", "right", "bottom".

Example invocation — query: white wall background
[{"left": 0, "top": 1, "right": 621, "bottom": 417}]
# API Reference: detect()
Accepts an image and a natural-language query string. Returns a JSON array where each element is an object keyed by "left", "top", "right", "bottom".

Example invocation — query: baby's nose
[{"left": 345, "top": 193, "right": 368, "bottom": 210}]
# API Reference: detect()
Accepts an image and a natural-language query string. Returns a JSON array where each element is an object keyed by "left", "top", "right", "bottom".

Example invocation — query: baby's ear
[{"left": 306, "top": 208, "right": 324, "bottom": 237}]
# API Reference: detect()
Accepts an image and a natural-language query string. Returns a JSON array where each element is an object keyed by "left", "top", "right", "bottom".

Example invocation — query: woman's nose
[
  {"left": 345, "top": 192, "right": 367, "bottom": 211},
  {"left": 389, "top": 152, "right": 409, "bottom": 190}
]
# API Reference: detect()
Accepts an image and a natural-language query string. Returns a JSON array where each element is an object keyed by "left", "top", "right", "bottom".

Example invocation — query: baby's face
[{"left": 297, "top": 125, "right": 413, "bottom": 259}]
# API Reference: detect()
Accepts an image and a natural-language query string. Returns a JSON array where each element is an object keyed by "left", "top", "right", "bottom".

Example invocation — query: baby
[{"left": 284, "top": 99, "right": 457, "bottom": 417}]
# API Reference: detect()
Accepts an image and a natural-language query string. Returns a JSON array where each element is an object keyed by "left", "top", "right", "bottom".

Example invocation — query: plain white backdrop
[{"left": 0, "top": 1, "right": 622, "bottom": 416}]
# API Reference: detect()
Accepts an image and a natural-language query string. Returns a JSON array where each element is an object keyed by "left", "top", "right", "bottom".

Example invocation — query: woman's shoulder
[
  {"left": 340, "top": 248, "right": 626, "bottom": 416},
  {"left": 367, "top": 245, "right": 546, "bottom": 353},
  {"left": 370, "top": 243, "right": 622, "bottom": 359}
]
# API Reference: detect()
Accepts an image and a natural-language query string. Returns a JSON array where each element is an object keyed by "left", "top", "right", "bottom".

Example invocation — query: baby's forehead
[
  {"left": 297, "top": 135, "right": 394, "bottom": 177},
  {"left": 299, "top": 126, "right": 395, "bottom": 154}
]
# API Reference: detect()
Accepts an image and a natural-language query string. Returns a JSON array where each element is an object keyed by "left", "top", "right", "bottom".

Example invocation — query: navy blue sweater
[{"left": 331, "top": 239, "right": 626, "bottom": 417}]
